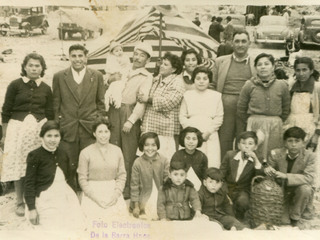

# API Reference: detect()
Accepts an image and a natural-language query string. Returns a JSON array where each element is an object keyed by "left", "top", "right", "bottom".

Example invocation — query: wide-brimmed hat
[{"left": 134, "top": 42, "right": 153, "bottom": 58}]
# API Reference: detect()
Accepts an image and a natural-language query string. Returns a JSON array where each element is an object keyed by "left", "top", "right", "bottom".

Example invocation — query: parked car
[
  {"left": 57, "top": 9, "right": 102, "bottom": 41},
  {"left": 253, "top": 15, "right": 290, "bottom": 44},
  {"left": 298, "top": 15, "right": 320, "bottom": 46},
  {"left": 219, "top": 14, "right": 246, "bottom": 32},
  {"left": 0, "top": 7, "right": 48, "bottom": 37}
]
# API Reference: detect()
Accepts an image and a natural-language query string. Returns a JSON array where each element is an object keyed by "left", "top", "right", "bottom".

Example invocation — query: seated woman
[
  {"left": 24, "top": 121, "right": 85, "bottom": 230},
  {"left": 77, "top": 117, "right": 128, "bottom": 221}
]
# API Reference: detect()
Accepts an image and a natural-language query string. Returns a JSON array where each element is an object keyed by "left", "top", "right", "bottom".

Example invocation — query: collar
[
  {"left": 41, "top": 144, "right": 57, "bottom": 153},
  {"left": 232, "top": 53, "right": 250, "bottom": 64},
  {"left": 22, "top": 76, "right": 42, "bottom": 87},
  {"left": 183, "top": 70, "right": 192, "bottom": 79},
  {"left": 252, "top": 74, "right": 276, "bottom": 88},
  {"left": 141, "top": 152, "right": 160, "bottom": 162},
  {"left": 286, "top": 149, "right": 299, "bottom": 160},
  {"left": 291, "top": 76, "right": 315, "bottom": 94},
  {"left": 234, "top": 151, "right": 254, "bottom": 162},
  {"left": 71, "top": 66, "right": 86, "bottom": 76},
  {"left": 129, "top": 67, "right": 150, "bottom": 78}
]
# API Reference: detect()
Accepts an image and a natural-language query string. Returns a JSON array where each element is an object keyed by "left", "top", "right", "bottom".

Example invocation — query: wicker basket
[{"left": 249, "top": 175, "right": 284, "bottom": 228}]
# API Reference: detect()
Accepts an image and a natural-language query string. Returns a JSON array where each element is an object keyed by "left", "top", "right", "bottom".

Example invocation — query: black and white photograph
[{"left": 0, "top": 0, "right": 320, "bottom": 239}]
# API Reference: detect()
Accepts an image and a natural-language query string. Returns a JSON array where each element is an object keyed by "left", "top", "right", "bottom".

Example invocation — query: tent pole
[{"left": 159, "top": 12, "right": 163, "bottom": 58}]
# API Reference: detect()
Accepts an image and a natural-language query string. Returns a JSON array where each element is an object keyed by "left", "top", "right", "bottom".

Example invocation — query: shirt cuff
[{"left": 254, "top": 161, "right": 262, "bottom": 169}]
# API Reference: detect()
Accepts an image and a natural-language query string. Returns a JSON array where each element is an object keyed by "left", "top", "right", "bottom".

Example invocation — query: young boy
[
  {"left": 157, "top": 160, "right": 202, "bottom": 220},
  {"left": 264, "top": 127, "right": 316, "bottom": 227},
  {"left": 198, "top": 168, "right": 245, "bottom": 230},
  {"left": 220, "top": 131, "right": 263, "bottom": 220}
]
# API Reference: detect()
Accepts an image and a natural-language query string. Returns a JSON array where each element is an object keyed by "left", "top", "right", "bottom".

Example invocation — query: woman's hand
[
  {"left": 202, "top": 131, "right": 211, "bottom": 142},
  {"left": 194, "top": 210, "right": 202, "bottom": 218},
  {"left": 29, "top": 209, "right": 39, "bottom": 225},
  {"left": 106, "top": 192, "right": 119, "bottom": 207}
]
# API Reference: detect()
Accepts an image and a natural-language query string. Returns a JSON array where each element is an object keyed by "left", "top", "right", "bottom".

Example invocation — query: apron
[
  {"left": 187, "top": 167, "right": 201, "bottom": 191},
  {"left": 32, "top": 168, "right": 86, "bottom": 230}
]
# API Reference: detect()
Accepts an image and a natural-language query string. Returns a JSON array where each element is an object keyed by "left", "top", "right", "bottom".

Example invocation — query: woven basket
[{"left": 249, "top": 175, "right": 284, "bottom": 228}]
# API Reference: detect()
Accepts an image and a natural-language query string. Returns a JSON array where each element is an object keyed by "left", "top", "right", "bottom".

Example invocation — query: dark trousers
[
  {"left": 108, "top": 104, "right": 141, "bottom": 199},
  {"left": 210, "top": 215, "right": 245, "bottom": 230},
  {"left": 285, "top": 185, "right": 314, "bottom": 221},
  {"left": 60, "top": 125, "right": 95, "bottom": 191},
  {"left": 229, "top": 189, "right": 250, "bottom": 220},
  {"left": 219, "top": 94, "right": 246, "bottom": 160}
]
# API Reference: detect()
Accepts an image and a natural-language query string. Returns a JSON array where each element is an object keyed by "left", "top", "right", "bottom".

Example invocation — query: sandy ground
[{"left": 1, "top": 7, "right": 320, "bottom": 238}]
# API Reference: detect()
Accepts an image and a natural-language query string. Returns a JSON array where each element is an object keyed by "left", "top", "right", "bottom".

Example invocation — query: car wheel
[
  {"left": 41, "top": 26, "right": 47, "bottom": 34},
  {"left": 67, "top": 31, "right": 73, "bottom": 39},
  {"left": 311, "top": 30, "right": 320, "bottom": 43},
  {"left": 81, "top": 31, "right": 88, "bottom": 40},
  {"left": 21, "top": 24, "right": 31, "bottom": 37},
  {"left": 0, "top": 24, "right": 8, "bottom": 36}
]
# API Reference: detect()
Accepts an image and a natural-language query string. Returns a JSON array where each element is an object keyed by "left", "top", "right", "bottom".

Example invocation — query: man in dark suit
[
  {"left": 52, "top": 44, "right": 105, "bottom": 187},
  {"left": 220, "top": 131, "right": 263, "bottom": 220}
]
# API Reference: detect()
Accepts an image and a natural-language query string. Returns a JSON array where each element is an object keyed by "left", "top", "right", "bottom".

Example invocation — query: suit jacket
[
  {"left": 220, "top": 150, "right": 263, "bottom": 193},
  {"left": 212, "top": 54, "right": 256, "bottom": 93},
  {"left": 52, "top": 67, "right": 105, "bottom": 142},
  {"left": 268, "top": 148, "right": 316, "bottom": 188}
]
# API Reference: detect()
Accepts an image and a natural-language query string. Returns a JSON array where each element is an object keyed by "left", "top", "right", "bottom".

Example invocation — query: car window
[
  {"left": 260, "top": 17, "right": 286, "bottom": 26},
  {"left": 310, "top": 20, "right": 320, "bottom": 26}
]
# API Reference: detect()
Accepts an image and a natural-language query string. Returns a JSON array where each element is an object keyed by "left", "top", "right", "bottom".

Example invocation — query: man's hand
[
  {"left": 122, "top": 121, "right": 133, "bottom": 133},
  {"left": 264, "top": 166, "right": 276, "bottom": 177}
]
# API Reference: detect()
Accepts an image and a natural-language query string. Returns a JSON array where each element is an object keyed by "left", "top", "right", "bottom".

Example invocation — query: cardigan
[
  {"left": 171, "top": 149, "right": 208, "bottom": 181},
  {"left": 24, "top": 146, "right": 72, "bottom": 210},
  {"left": 130, "top": 153, "right": 169, "bottom": 209},
  {"left": 77, "top": 143, "right": 126, "bottom": 200},
  {"left": 237, "top": 76, "right": 291, "bottom": 122},
  {"left": 2, "top": 78, "right": 54, "bottom": 123}
]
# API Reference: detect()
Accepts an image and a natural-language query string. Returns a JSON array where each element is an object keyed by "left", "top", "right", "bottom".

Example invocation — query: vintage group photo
[{"left": 1, "top": 0, "right": 320, "bottom": 239}]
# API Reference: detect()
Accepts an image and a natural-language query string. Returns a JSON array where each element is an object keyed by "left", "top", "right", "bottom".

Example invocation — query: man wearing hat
[{"left": 108, "top": 41, "right": 153, "bottom": 199}]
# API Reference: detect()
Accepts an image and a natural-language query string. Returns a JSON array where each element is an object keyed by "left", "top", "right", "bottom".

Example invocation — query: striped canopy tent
[{"left": 87, "top": 5, "right": 219, "bottom": 74}]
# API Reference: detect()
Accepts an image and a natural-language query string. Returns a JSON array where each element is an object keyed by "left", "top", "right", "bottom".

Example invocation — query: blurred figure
[{"left": 209, "top": 17, "right": 224, "bottom": 43}]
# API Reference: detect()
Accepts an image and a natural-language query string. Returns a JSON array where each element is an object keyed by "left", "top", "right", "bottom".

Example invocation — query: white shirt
[
  {"left": 71, "top": 67, "right": 86, "bottom": 84},
  {"left": 234, "top": 151, "right": 253, "bottom": 182}
]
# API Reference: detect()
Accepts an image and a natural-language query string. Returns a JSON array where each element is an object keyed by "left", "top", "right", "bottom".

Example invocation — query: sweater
[
  {"left": 171, "top": 149, "right": 208, "bottom": 181},
  {"left": 24, "top": 146, "right": 72, "bottom": 210},
  {"left": 2, "top": 78, "right": 54, "bottom": 123},
  {"left": 77, "top": 143, "right": 126, "bottom": 200},
  {"left": 130, "top": 153, "right": 169, "bottom": 209},
  {"left": 237, "top": 76, "right": 291, "bottom": 122}
]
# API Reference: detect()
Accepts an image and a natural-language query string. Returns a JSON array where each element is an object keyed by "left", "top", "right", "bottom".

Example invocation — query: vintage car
[
  {"left": 57, "top": 9, "right": 102, "bottom": 41},
  {"left": 298, "top": 15, "right": 320, "bottom": 46},
  {"left": 219, "top": 14, "right": 246, "bottom": 32},
  {"left": 0, "top": 7, "right": 48, "bottom": 36},
  {"left": 253, "top": 15, "right": 290, "bottom": 44}
]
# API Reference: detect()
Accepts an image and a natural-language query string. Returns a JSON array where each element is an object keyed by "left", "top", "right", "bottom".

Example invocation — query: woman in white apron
[
  {"left": 77, "top": 117, "right": 128, "bottom": 222},
  {"left": 24, "top": 121, "right": 86, "bottom": 230},
  {"left": 284, "top": 57, "right": 320, "bottom": 188},
  {"left": 1, "top": 53, "right": 54, "bottom": 216},
  {"left": 179, "top": 66, "right": 224, "bottom": 168}
]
